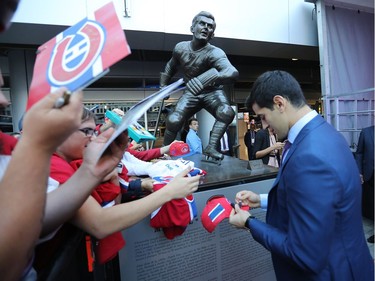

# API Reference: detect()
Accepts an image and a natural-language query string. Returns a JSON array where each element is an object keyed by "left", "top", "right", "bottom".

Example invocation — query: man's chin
[{"left": 196, "top": 37, "right": 209, "bottom": 44}]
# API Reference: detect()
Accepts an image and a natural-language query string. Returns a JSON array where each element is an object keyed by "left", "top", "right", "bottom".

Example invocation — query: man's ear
[
  {"left": 210, "top": 33, "right": 215, "bottom": 40},
  {"left": 190, "top": 26, "right": 194, "bottom": 33},
  {"left": 273, "top": 95, "right": 286, "bottom": 112}
]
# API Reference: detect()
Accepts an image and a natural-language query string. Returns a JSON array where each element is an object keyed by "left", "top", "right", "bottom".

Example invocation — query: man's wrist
[
  {"left": 78, "top": 162, "right": 102, "bottom": 183},
  {"left": 244, "top": 215, "right": 256, "bottom": 230},
  {"left": 160, "top": 146, "right": 169, "bottom": 155}
]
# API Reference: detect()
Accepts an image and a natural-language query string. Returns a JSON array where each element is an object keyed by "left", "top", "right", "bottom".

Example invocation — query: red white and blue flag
[
  {"left": 208, "top": 202, "right": 227, "bottom": 223},
  {"left": 201, "top": 196, "right": 233, "bottom": 233},
  {"left": 27, "top": 2, "right": 131, "bottom": 110}
]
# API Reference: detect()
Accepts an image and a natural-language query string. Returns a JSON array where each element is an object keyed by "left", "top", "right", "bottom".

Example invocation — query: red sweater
[
  {"left": 0, "top": 132, "right": 18, "bottom": 155},
  {"left": 48, "top": 153, "right": 125, "bottom": 265}
]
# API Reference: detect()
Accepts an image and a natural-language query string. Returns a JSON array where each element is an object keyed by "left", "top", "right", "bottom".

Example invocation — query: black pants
[
  {"left": 362, "top": 173, "right": 374, "bottom": 220},
  {"left": 246, "top": 145, "right": 255, "bottom": 160}
]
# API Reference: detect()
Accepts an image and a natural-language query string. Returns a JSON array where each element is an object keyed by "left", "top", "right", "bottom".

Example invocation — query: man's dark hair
[
  {"left": 188, "top": 117, "right": 198, "bottom": 125},
  {"left": 192, "top": 11, "right": 216, "bottom": 31},
  {"left": 245, "top": 70, "right": 307, "bottom": 111}
]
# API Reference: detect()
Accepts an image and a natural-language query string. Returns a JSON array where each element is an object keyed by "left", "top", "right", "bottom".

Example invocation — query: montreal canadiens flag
[{"left": 27, "top": 2, "right": 131, "bottom": 110}]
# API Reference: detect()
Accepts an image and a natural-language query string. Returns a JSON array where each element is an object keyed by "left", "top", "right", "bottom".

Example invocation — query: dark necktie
[{"left": 281, "top": 140, "right": 291, "bottom": 164}]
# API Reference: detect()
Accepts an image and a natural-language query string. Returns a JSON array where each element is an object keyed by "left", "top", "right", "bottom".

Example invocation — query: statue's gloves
[
  {"left": 186, "top": 68, "right": 219, "bottom": 96},
  {"left": 186, "top": 77, "right": 203, "bottom": 96},
  {"left": 160, "top": 72, "right": 171, "bottom": 88}
]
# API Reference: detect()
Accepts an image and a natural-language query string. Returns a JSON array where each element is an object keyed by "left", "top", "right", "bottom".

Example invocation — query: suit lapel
[{"left": 271, "top": 115, "right": 325, "bottom": 188}]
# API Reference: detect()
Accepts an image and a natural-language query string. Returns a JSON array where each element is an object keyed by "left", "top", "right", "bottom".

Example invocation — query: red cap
[
  {"left": 201, "top": 195, "right": 233, "bottom": 233},
  {"left": 169, "top": 142, "right": 190, "bottom": 156}
]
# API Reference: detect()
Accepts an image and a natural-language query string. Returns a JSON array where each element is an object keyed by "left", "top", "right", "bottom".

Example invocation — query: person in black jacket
[
  {"left": 244, "top": 121, "right": 257, "bottom": 160},
  {"left": 253, "top": 126, "right": 284, "bottom": 167},
  {"left": 355, "top": 125, "right": 374, "bottom": 243}
]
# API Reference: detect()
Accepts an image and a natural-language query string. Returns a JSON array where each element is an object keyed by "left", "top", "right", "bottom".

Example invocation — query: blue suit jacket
[{"left": 250, "top": 115, "right": 374, "bottom": 280}]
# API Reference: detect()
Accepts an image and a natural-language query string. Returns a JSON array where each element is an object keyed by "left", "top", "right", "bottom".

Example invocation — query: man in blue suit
[{"left": 229, "top": 70, "right": 374, "bottom": 280}]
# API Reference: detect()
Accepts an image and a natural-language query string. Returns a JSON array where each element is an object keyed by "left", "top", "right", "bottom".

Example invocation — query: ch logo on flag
[
  {"left": 27, "top": 2, "right": 131, "bottom": 110},
  {"left": 48, "top": 20, "right": 106, "bottom": 89}
]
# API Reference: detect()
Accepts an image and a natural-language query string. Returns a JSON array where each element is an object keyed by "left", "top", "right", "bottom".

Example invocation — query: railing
[{"left": 322, "top": 88, "right": 374, "bottom": 149}]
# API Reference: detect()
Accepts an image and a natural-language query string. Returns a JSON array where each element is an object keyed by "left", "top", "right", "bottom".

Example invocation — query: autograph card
[
  {"left": 128, "top": 122, "right": 156, "bottom": 143},
  {"left": 27, "top": 2, "right": 131, "bottom": 110}
]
